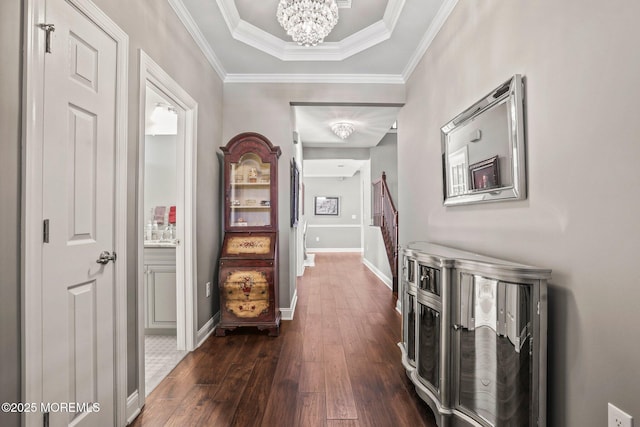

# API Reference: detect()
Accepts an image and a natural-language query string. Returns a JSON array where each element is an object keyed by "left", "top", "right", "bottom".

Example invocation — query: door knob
[{"left": 96, "top": 251, "right": 117, "bottom": 264}]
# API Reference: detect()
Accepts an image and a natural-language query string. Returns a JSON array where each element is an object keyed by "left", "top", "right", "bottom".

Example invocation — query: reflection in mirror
[
  {"left": 457, "top": 273, "right": 533, "bottom": 425},
  {"left": 442, "top": 75, "right": 526, "bottom": 206}
]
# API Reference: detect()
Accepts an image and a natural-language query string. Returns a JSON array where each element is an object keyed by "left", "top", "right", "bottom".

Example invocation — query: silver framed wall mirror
[{"left": 442, "top": 75, "right": 526, "bottom": 206}]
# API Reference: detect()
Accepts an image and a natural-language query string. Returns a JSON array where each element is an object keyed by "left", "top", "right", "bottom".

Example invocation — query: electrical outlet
[
  {"left": 205, "top": 281, "right": 211, "bottom": 298},
  {"left": 609, "top": 403, "right": 633, "bottom": 427},
  {"left": 315, "top": 236, "right": 320, "bottom": 242}
]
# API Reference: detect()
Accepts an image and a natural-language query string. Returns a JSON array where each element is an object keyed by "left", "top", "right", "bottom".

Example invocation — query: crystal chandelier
[
  {"left": 277, "top": 0, "right": 339, "bottom": 47},
  {"left": 331, "top": 122, "right": 355, "bottom": 139}
]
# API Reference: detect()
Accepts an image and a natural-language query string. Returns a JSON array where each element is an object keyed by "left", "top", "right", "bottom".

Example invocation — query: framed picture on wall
[
  {"left": 290, "top": 159, "right": 300, "bottom": 227},
  {"left": 314, "top": 196, "right": 339, "bottom": 216}
]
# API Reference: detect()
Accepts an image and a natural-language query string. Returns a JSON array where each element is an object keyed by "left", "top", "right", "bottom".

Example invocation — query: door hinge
[
  {"left": 43, "top": 412, "right": 49, "bottom": 427},
  {"left": 43, "top": 219, "right": 50, "bottom": 243}
]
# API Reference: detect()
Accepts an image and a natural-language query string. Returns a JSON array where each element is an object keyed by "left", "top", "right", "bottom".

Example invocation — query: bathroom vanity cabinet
[
  {"left": 144, "top": 246, "right": 177, "bottom": 332},
  {"left": 400, "top": 242, "right": 551, "bottom": 427}
]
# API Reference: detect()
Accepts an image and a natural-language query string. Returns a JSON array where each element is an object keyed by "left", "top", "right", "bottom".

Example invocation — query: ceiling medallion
[
  {"left": 276, "top": 0, "right": 339, "bottom": 47},
  {"left": 331, "top": 122, "right": 355, "bottom": 139}
]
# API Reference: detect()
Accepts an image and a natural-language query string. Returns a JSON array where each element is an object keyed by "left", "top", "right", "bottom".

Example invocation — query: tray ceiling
[{"left": 170, "top": 0, "right": 458, "bottom": 83}]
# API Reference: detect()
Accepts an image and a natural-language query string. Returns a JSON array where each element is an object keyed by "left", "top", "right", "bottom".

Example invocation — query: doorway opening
[
  {"left": 136, "top": 51, "right": 198, "bottom": 404},
  {"left": 141, "top": 84, "right": 186, "bottom": 394}
]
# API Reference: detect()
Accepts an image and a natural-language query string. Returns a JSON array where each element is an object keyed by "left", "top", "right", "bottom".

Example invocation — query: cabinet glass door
[
  {"left": 419, "top": 264, "right": 441, "bottom": 296},
  {"left": 405, "top": 258, "right": 415, "bottom": 283},
  {"left": 456, "top": 273, "right": 533, "bottom": 426},
  {"left": 229, "top": 152, "right": 271, "bottom": 228},
  {"left": 417, "top": 303, "right": 440, "bottom": 392},
  {"left": 403, "top": 291, "right": 416, "bottom": 365}
]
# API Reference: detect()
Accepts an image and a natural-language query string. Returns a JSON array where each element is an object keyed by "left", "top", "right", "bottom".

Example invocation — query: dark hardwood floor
[{"left": 131, "top": 253, "right": 436, "bottom": 426}]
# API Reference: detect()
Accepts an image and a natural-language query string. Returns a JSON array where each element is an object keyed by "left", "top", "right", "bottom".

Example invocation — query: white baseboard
[
  {"left": 307, "top": 247, "right": 363, "bottom": 253},
  {"left": 362, "top": 257, "right": 393, "bottom": 290},
  {"left": 281, "top": 289, "right": 298, "bottom": 320},
  {"left": 197, "top": 312, "right": 219, "bottom": 348},
  {"left": 396, "top": 298, "right": 402, "bottom": 314},
  {"left": 126, "top": 391, "right": 140, "bottom": 425}
]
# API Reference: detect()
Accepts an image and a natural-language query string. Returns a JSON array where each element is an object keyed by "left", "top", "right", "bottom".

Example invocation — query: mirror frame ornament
[{"left": 442, "top": 75, "right": 526, "bottom": 206}]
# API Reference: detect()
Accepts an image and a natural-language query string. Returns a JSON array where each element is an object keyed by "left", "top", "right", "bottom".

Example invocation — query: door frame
[
  {"left": 136, "top": 50, "right": 198, "bottom": 405},
  {"left": 21, "top": 0, "right": 129, "bottom": 426}
]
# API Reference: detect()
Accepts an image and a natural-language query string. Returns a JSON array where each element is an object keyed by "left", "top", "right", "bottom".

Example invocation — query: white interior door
[{"left": 41, "top": 0, "right": 118, "bottom": 424}]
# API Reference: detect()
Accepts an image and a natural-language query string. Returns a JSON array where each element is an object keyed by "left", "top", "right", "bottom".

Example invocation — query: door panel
[
  {"left": 69, "top": 31, "right": 99, "bottom": 91},
  {"left": 68, "top": 281, "right": 98, "bottom": 405},
  {"left": 67, "top": 104, "right": 97, "bottom": 241},
  {"left": 41, "top": 0, "right": 118, "bottom": 425}
]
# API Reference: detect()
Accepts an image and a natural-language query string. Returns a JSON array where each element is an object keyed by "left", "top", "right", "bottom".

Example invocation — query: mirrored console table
[{"left": 399, "top": 242, "right": 551, "bottom": 427}]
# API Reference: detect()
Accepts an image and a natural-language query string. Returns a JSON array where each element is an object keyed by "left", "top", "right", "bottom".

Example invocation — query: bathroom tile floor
[
  {"left": 145, "top": 335, "right": 187, "bottom": 396},
  {"left": 303, "top": 253, "right": 315, "bottom": 267}
]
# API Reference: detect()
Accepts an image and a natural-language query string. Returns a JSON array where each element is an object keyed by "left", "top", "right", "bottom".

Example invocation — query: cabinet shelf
[
  {"left": 231, "top": 182, "right": 270, "bottom": 187},
  {"left": 231, "top": 206, "right": 270, "bottom": 210}
]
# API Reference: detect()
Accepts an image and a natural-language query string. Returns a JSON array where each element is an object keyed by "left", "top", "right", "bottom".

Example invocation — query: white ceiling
[
  {"left": 294, "top": 104, "right": 400, "bottom": 148},
  {"left": 167, "top": 0, "right": 456, "bottom": 176},
  {"left": 170, "top": 0, "right": 458, "bottom": 83}
]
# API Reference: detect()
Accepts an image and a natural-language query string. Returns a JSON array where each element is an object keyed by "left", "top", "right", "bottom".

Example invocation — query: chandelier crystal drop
[
  {"left": 277, "top": 0, "right": 339, "bottom": 47},
  {"left": 331, "top": 122, "right": 355, "bottom": 140}
]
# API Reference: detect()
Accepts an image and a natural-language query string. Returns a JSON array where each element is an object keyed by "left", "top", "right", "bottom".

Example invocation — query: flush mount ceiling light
[
  {"left": 331, "top": 122, "right": 355, "bottom": 140},
  {"left": 147, "top": 103, "right": 178, "bottom": 136},
  {"left": 276, "top": 0, "right": 339, "bottom": 47}
]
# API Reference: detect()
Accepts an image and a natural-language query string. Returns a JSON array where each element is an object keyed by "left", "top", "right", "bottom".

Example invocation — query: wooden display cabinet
[{"left": 216, "top": 133, "right": 281, "bottom": 336}]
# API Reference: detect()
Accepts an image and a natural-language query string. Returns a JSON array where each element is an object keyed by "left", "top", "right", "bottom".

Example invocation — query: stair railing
[{"left": 372, "top": 172, "right": 399, "bottom": 293}]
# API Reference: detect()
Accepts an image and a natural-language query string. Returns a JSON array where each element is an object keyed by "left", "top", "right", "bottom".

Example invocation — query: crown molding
[
  {"left": 216, "top": 0, "right": 240, "bottom": 31},
  {"left": 383, "top": 0, "right": 405, "bottom": 30},
  {"left": 338, "top": 20, "right": 391, "bottom": 59},
  {"left": 168, "top": 0, "right": 227, "bottom": 80},
  {"left": 402, "top": 0, "right": 459, "bottom": 82},
  {"left": 169, "top": 0, "right": 458, "bottom": 86},
  {"left": 216, "top": 0, "right": 405, "bottom": 62},
  {"left": 224, "top": 73, "right": 405, "bottom": 85}
]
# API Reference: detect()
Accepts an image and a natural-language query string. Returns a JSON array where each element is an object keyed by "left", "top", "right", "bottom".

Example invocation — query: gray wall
[
  {"left": 398, "top": 1, "right": 640, "bottom": 425},
  {"left": 222, "top": 82, "right": 404, "bottom": 309},
  {"left": 0, "top": 0, "right": 22, "bottom": 425},
  {"left": 88, "top": 0, "right": 224, "bottom": 396},
  {"left": 364, "top": 133, "right": 398, "bottom": 280},
  {"left": 144, "top": 135, "right": 178, "bottom": 220},
  {"left": 305, "top": 175, "right": 362, "bottom": 250},
  {"left": 370, "top": 133, "right": 398, "bottom": 204},
  {"left": 303, "top": 146, "right": 371, "bottom": 160}
]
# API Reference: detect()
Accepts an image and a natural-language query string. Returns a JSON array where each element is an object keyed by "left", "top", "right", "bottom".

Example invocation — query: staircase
[{"left": 372, "top": 172, "right": 399, "bottom": 294}]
